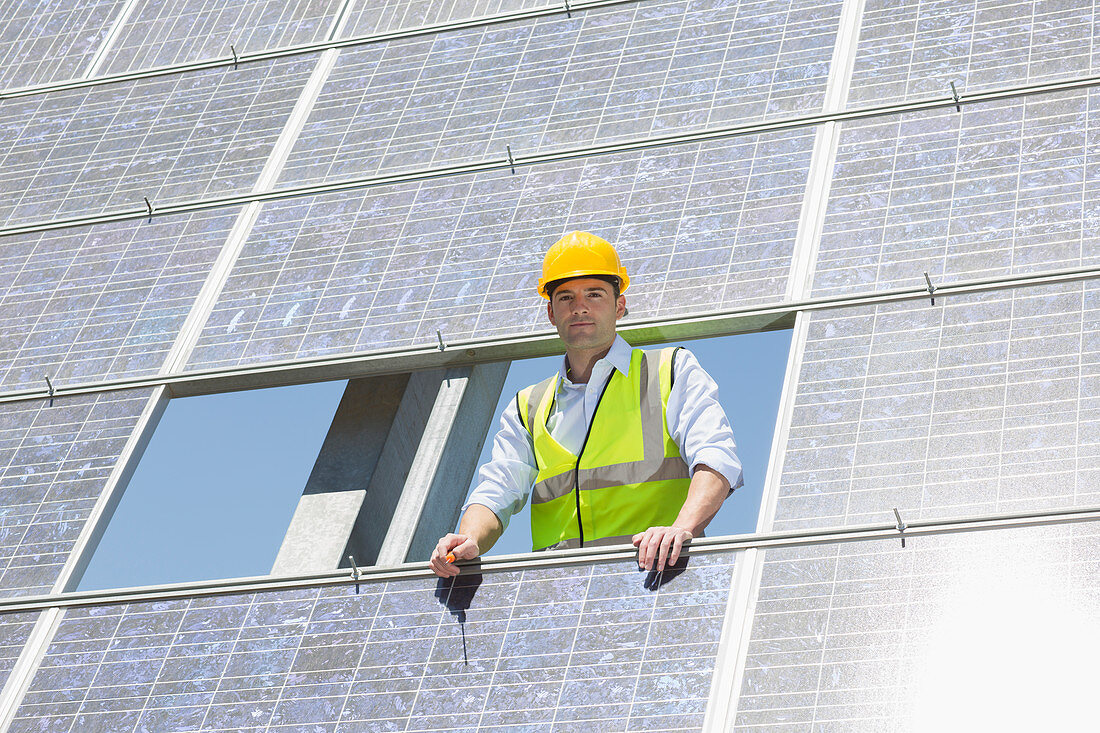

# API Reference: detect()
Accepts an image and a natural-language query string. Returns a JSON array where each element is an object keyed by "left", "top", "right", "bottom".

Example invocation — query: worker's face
[{"left": 546, "top": 278, "right": 626, "bottom": 352}]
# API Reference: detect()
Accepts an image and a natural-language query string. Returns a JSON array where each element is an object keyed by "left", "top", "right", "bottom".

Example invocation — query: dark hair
[{"left": 546, "top": 274, "right": 621, "bottom": 300}]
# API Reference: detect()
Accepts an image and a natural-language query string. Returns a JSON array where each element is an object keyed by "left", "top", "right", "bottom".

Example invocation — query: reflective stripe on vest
[{"left": 516, "top": 347, "right": 691, "bottom": 551}]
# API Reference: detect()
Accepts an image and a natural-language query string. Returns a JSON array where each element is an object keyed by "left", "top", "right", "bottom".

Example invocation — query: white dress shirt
[{"left": 465, "top": 335, "right": 743, "bottom": 530}]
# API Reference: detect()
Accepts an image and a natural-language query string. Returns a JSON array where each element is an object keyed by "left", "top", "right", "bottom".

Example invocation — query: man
[{"left": 430, "top": 231, "right": 742, "bottom": 577}]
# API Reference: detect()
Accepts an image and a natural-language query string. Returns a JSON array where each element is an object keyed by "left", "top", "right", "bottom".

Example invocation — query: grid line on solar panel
[
  {"left": 0, "top": 208, "right": 239, "bottom": 393},
  {"left": 0, "top": 0, "right": 123, "bottom": 90},
  {"left": 0, "top": 55, "right": 316, "bottom": 229},
  {"left": 0, "top": 389, "right": 153, "bottom": 598},
  {"left": 278, "top": 0, "right": 842, "bottom": 188},
  {"left": 341, "top": 0, "right": 556, "bottom": 37},
  {"left": 813, "top": 88, "right": 1100, "bottom": 298},
  {"left": 185, "top": 128, "right": 814, "bottom": 372},
  {"left": 0, "top": 612, "right": 39, "bottom": 698},
  {"left": 772, "top": 280, "right": 1100, "bottom": 532},
  {"left": 736, "top": 523, "right": 1100, "bottom": 728},
  {"left": 849, "top": 0, "right": 1100, "bottom": 107},
  {"left": 99, "top": 0, "right": 345, "bottom": 76},
  {"left": 8, "top": 555, "right": 733, "bottom": 730}
]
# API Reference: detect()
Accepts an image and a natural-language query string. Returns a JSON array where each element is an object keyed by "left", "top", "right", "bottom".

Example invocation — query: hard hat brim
[{"left": 537, "top": 269, "right": 630, "bottom": 299}]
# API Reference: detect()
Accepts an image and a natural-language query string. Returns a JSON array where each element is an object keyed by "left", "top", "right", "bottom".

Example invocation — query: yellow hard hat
[{"left": 537, "top": 231, "right": 630, "bottom": 299}]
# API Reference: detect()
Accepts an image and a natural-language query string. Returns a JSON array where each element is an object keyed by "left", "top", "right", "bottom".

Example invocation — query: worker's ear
[
  {"left": 547, "top": 299, "right": 556, "bottom": 326},
  {"left": 616, "top": 294, "right": 626, "bottom": 320}
]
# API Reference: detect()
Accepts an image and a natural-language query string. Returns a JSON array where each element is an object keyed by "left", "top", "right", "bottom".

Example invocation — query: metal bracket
[
  {"left": 143, "top": 196, "right": 154, "bottom": 218},
  {"left": 923, "top": 271, "right": 937, "bottom": 306},
  {"left": 348, "top": 555, "right": 361, "bottom": 594},
  {"left": 950, "top": 81, "right": 961, "bottom": 112},
  {"left": 506, "top": 144, "right": 515, "bottom": 175},
  {"left": 44, "top": 375, "right": 55, "bottom": 407},
  {"left": 564, "top": 0, "right": 572, "bottom": 17},
  {"left": 892, "top": 508, "right": 907, "bottom": 548},
  {"left": 231, "top": 44, "right": 239, "bottom": 70},
  {"left": 436, "top": 329, "right": 446, "bottom": 351}
]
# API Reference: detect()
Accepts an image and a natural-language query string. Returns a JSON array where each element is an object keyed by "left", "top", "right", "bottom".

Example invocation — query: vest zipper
[{"left": 572, "top": 372, "right": 614, "bottom": 547}]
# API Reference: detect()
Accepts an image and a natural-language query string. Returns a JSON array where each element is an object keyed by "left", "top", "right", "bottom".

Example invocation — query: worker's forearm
[
  {"left": 673, "top": 465, "right": 731, "bottom": 535},
  {"left": 458, "top": 503, "right": 504, "bottom": 554}
]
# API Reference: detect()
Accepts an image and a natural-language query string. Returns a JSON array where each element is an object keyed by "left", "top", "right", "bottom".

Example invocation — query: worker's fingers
[
  {"left": 430, "top": 533, "right": 469, "bottom": 577},
  {"left": 641, "top": 529, "right": 664, "bottom": 571},
  {"left": 450, "top": 537, "right": 481, "bottom": 562},
  {"left": 668, "top": 528, "right": 692, "bottom": 567},
  {"left": 656, "top": 530, "right": 676, "bottom": 572}
]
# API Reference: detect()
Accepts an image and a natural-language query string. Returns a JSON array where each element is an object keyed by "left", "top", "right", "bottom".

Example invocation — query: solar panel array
[
  {"left": 775, "top": 279, "right": 1100, "bottom": 531},
  {"left": 277, "top": 0, "right": 842, "bottom": 187},
  {"left": 0, "top": 208, "right": 239, "bottom": 392},
  {"left": 0, "top": 56, "right": 314, "bottom": 228},
  {"left": 814, "top": 88, "right": 1100, "bottom": 297},
  {"left": 0, "top": 0, "right": 123, "bottom": 90},
  {"left": 2, "top": 0, "right": 1100, "bottom": 728},
  {"left": 9, "top": 553, "right": 735, "bottom": 731},
  {"left": 0, "top": 389, "right": 153, "bottom": 597},
  {"left": 100, "top": 0, "right": 344, "bottom": 75},
  {"left": 848, "top": 0, "right": 1100, "bottom": 106},
  {"left": 736, "top": 523, "right": 1100, "bottom": 728},
  {"left": 188, "top": 129, "right": 814, "bottom": 370}
]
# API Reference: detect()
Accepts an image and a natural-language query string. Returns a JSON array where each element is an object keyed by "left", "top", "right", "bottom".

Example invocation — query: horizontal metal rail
[
  {"left": 0, "top": 503, "right": 1096, "bottom": 614},
  {"left": 2, "top": 70, "right": 1099, "bottom": 239},
  {"left": 1, "top": 261, "right": 1097, "bottom": 406},
  {"left": 0, "top": 0, "right": 631, "bottom": 101}
]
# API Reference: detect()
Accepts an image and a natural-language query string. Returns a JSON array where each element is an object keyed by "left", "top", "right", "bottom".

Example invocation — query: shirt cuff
[{"left": 690, "top": 448, "right": 744, "bottom": 493}]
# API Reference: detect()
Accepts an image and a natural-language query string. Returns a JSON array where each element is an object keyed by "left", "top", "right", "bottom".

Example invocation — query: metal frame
[{"left": 0, "top": 503, "right": 1096, "bottom": 614}]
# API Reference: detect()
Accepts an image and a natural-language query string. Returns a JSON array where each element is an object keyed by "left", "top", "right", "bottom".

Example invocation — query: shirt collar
[{"left": 558, "top": 334, "right": 633, "bottom": 384}]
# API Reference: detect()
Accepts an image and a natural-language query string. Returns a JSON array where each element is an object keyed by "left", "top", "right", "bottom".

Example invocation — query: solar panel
[
  {"left": 0, "top": 0, "right": 122, "bottom": 90},
  {"left": 11, "top": 552, "right": 735, "bottom": 730},
  {"left": 342, "top": 0, "right": 553, "bottom": 37},
  {"left": 813, "top": 89, "right": 1100, "bottom": 299},
  {"left": 849, "top": 0, "right": 1099, "bottom": 106},
  {"left": 0, "top": 613, "right": 39, "bottom": 693},
  {"left": 774, "top": 279, "right": 1100, "bottom": 532},
  {"left": 0, "top": 389, "right": 154, "bottom": 598},
  {"left": 737, "top": 523, "right": 1100, "bottom": 728},
  {"left": 277, "top": 0, "right": 842, "bottom": 187},
  {"left": 186, "top": 128, "right": 814, "bottom": 372},
  {"left": 0, "top": 207, "right": 239, "bottom": 393},
  {"left": 0, "top": 55, "right": 315, "bottom": 229},
  {"left": 100, "top": 0, "right": 344, "bottom": 76}
]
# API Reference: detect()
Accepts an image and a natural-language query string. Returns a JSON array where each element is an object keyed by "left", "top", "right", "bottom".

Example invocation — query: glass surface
[
  {"left": 0, "top": 0, "right": 121, "bottom": 89},
  {"left": 21, "top": 552, "right": 735, "bottom": 730},
  {"left": 0, "top": 208, "right": 239, "bottom": 392},
  {"left": 76, "top": 380, "right": 346, "bottom": 590},
  {"left": 465, "top": 329, "right": 793, "bottom": 556},
  {"left": 342, "top": 0, "right": 552, "bottom": 37},
  {"left": 101, "top": 0, "right": 343, "bottom": 75},
  {"left": 188, "top": 128, "right": 813, "bottom": 372},
  {"left": 849, "top": 0, "right": 1100, "bottom": 106},
  {"left": 279, "top": 0, "right": 841, "bottom": 187},
  {"left": 814, "top": 89, "right": 1100, "bottom": 298},
  {"left": 738, "top": 523, "right": 1100, "bottom": 729},
  {"left": 775, "top": 279, "right": 1100, "bottom": 530},
  {"left": 0, "top": 389, "right": 154, "bottom": 598},
  {"left": 0, "top": 55, "right": 315, "bottom": 228}
]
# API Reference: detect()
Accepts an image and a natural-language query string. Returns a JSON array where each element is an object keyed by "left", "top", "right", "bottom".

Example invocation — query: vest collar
[{"left": 558, "top": 334, "right": 633, "bottom": 385}]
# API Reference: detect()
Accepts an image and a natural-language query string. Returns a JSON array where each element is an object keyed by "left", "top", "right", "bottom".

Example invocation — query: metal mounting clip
[
  {"left": 564, "top": 0, "right": 572, "bottom": 17},
  {"left": 348, "top": 554, "right": 361, "bottom": 594},
  {"left": 949, "top": 81, "right": 961, "bottom": 113},
  {"left": 143, "top": 196, "right": 154, "bottom": 218},
  {"left": 506, "top": 144, "right": 515, "bottom": 175},
  {"left": 436, "top": 329, "right": 446, "bottom": 351},
  {"left": 231, "top": 44, "right": 239, "bottom": 70},
  {"left": 923, "top": 272, "right": 937, "bottom": 306},
  {"left": 892, "top": 507, "right": 907, "bottom": 548},
  {"left": 45, "top": 375, "right": 55, "bottom": 406}
]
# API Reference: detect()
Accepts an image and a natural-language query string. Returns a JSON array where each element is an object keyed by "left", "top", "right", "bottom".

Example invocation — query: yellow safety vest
[{"left": 516, "top": 347, "right": 691, "bottom": 551}]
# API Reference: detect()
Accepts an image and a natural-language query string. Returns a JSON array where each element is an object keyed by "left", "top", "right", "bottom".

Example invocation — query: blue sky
[{"left": 78, "top": 329, "right": 790, "bottom": 590}]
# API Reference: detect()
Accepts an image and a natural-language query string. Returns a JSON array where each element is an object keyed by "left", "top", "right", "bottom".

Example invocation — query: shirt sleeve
[
  {"left": 666, "top": 348, "right": 744, "bottom": 492},
  {"left": 461, "top": 396, "right": 538, "bottom": 531}
]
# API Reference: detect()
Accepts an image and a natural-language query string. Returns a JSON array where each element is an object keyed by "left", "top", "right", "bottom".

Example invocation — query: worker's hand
[
  {"left": 429, "top": 533, "right": 480, "bottom": 578},
  {"left": 632, "top": 525, "right": 693, "bottom": 572}
]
